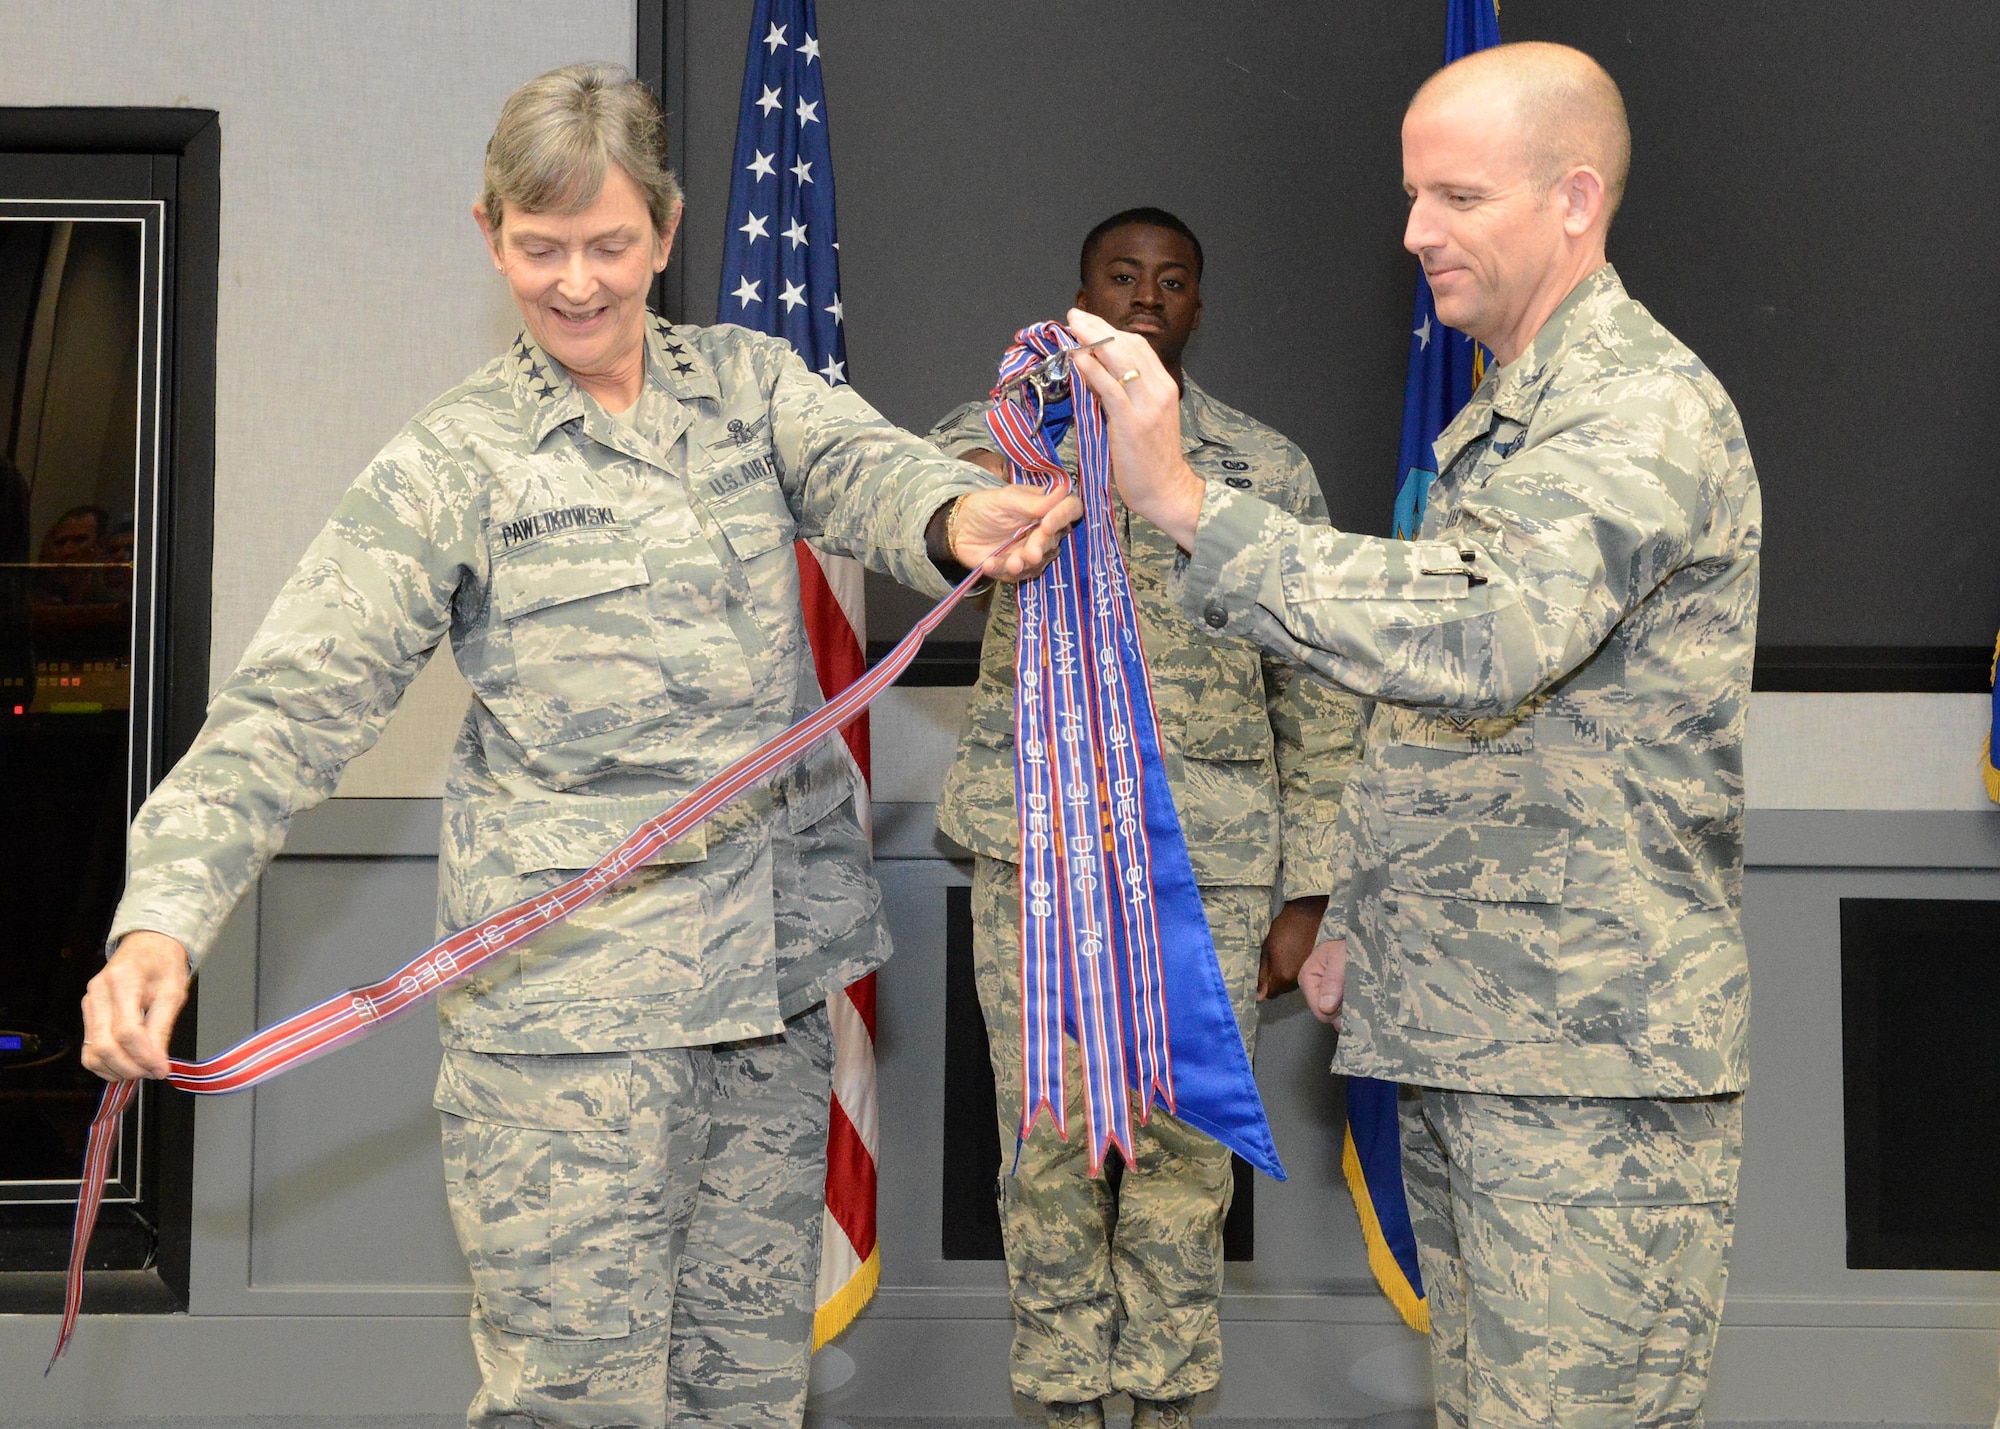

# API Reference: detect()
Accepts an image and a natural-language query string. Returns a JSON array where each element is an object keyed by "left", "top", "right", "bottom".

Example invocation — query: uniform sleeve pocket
[
  {"left": 1181, "top": 711, "right": 1275, "bottom": 762},
  {"left": 1381, "top": 817, "right": 1569, "bottom": 1044},
  {"left": 1293, "top": 539, "right": 1473, "bottom": 603}
]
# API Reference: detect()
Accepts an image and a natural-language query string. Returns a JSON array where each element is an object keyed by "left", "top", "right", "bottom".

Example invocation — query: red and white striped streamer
[{"left": 50, "top": 537, "right": 1019, "bottom": 1372}]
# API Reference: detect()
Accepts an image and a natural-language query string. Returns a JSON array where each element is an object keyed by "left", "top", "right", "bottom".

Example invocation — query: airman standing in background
[{"left": 932, "top": 207, "right": 1366, "bottom": 1429}]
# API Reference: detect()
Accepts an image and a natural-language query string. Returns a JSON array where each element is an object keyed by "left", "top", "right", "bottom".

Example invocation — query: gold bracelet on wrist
[{"left": 944, "top": 492, "right": 970, "bottom": 566}]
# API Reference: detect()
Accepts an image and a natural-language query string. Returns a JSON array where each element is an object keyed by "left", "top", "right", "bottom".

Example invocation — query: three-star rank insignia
[{"left": 519, "top": 355, "right": 559, "bottom": 402}]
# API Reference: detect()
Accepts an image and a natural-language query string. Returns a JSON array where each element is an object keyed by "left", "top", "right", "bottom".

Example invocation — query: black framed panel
[
  {"left": 650, "top": 1, "right": 2000, "bottom": 687},
  {"left": 0, "top": 113, "right": 218, "bottom": 780},
  {"left": 0, "top": 109, "right": 218, "bottom": 1312},
  {"left": 1754, "top": 647, "right": 1993, "bottom": 694},
  {"left": 0, "top": 196, "right": 165, "bottom": 1220},
  {"left": 1841, "top": 897, "right": 2000, "bottom": 1270}
]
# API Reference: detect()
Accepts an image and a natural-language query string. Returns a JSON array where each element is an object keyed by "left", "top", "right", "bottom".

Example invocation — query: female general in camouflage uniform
[{"left": 80, "top": 63, "right": 1074, "bottom": 1429}]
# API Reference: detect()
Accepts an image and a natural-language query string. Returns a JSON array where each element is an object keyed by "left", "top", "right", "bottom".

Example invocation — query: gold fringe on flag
[
  {"left": 1341, "top": 1125, "right": 1430, "bottom": 1336},
  {"left": 1984, "top": 631, "right": 2000, "bottom": 804},
  {"left": 812, "top": 1243, "right": 880, "bottom": 1350}
]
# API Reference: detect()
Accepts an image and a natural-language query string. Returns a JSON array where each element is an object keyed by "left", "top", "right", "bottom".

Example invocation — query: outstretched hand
[
  {"left": 949, "top": 480, "right": 1082, "bottom": 583},
  {"left": 81, "top": 931, "right": 190, "bottom": 1081},
  {"left": 1065, "top": 308, "right": 1207, "bottom": 549}
]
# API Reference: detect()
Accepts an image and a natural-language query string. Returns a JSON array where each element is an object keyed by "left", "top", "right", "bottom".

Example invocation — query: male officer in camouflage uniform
[
  {"left": 1073, "top": 45, "right": 1759, "bottom": 1428},
  {"left": 78, "top": 65, "right": 1076, "bottom": 1429},
  {"left": 930, "top": 208, "right": 1366, "bottom": 1428}
]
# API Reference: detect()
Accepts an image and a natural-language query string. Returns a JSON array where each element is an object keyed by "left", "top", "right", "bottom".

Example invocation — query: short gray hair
[{"left": 481, "top": 63, "right": 681, "bottom": 236}]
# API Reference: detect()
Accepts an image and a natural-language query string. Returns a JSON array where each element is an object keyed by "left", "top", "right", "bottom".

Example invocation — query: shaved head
[
  {"left": 1412, "top": 42, "right": 1631, "bottom": 221},
  {"left": 1400, "top": 42, "right": 1628, "bottom": 363}
]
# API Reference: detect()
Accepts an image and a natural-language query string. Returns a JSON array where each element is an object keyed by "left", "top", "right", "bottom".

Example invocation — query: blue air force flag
[
  {"left": 1349, "top": 0, "right": 1502, "bottom": 1340},
  {"left": 1389, "top": 0, "right": 1502, "bottom": 540}
]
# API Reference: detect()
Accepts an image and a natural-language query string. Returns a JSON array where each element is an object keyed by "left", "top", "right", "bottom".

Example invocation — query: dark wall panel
[
  {"left": 669, "top": 2, "right": 2000, "bottom": 651},
  {"left": 1841, "top": 897, "right": 2000, "bottom": 1270},
  {"left": 1499, "top": 5, "right": 2000, "bottom": 651}
]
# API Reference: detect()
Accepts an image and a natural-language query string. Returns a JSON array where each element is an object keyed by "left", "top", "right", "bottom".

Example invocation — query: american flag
[
  {"left": 720, "top": 0, "right": 849, "bottom": 388},
  {"left": 717, "top": 0, "right": 880, "bottom": 1349}
]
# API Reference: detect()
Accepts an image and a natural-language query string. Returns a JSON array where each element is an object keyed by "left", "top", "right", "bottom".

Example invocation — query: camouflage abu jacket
[
  {"left": 1178, "top": 267, "right": 1760, "bottom": 1098},
  {"left": 930, "top": 378, "right": 1365, "bottom": 900},
  {"left": 108, "top": 318, "right": 993, "bottom": 1053}
]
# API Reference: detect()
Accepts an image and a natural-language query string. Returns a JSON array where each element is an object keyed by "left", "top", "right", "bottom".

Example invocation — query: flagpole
[
  {"left": 715, "top": 0, "right": 883, "bottom": 1356},
  {"left": 1346, "top": 0, "right": 1503, "bottom": 1339}
]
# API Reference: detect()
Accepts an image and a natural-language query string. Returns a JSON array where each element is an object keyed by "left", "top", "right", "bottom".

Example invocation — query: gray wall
[
  {"left": 0, "top": 0, "right": 638, "bottom": 800},
  {"left": 0, "top": 0, "right": 631, "bottom": 678}
]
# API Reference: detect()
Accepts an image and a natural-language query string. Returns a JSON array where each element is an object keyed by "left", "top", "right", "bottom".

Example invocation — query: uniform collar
[
  {"left": 1178, "top": 374, "right": 1232, "bottom": 454},
  {"left": 509, "top": 318, "right": 723, "bottom": 456},
  {"left": 1431, "top": 262, "right": 1625, "bottom": 474},
  {"left": 508, "top": 332, "right": 591, "bottom": 447},
  {"left": 1488, "top": 262, "right": 1623, "bottom": 424},
  {"left": 648, "top": 316, "right": 721, "bottom": 406}
]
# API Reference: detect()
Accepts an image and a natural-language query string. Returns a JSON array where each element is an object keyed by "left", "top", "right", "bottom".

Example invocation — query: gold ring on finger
[{"left": 1118, "top": 368, "right": 1140, "bottom": 385}]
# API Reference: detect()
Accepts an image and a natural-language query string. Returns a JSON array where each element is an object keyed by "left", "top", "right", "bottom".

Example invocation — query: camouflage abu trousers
[
  {"left": 971, "top": 855, "right": 1266, "bottom": 1404},
  {"left": 435, "top": 1004, "right": 834, "bottom": 1429},
  {"left": 1399, "top": 1085, "right": 1743, "bottom": 1428}
]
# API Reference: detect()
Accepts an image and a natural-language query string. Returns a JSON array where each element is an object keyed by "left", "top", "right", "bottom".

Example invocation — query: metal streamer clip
[{"left": 994, "top": 333, "right": 1114, "bottom": 408}]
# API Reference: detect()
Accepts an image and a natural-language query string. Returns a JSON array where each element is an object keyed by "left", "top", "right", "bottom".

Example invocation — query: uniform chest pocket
[
  {"left": 1378, "top": 816, "right": 1569, "bottom": 1045},
  {"left": 702, "top": 456, "right": 795, "bottom": 563},
  {"left": 488, "top": 534, "right": 670, "bottom": 749},
  {"left": 1172, "top": 709, "right": 1279, "bottom": 884}
]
